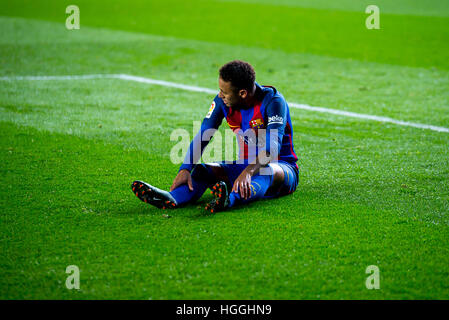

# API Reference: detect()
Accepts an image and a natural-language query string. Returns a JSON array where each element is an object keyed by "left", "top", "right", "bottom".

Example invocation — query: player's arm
[
  {"left": 232, "top": 97, "right": 287, "bottom": 198},
  {"left": 170, "top": 97, "right": 224, "bottom": 191}
]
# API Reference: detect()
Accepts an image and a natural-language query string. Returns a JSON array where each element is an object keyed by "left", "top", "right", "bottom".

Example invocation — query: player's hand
[
  {"left": 170, "top": 169, "right": 193, "bottom": 192},
  {"left": 232, "top": 169, "right": 252, "bottom": 200}
]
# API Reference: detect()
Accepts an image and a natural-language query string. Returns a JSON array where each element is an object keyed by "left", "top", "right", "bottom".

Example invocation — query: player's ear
[{"left": 239, "top": 89, "right": 248, "bottom": 99}]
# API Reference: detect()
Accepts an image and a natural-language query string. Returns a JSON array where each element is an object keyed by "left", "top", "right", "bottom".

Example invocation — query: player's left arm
[{"left": 232, "top": 97, "right": 288, "bottom": 198}]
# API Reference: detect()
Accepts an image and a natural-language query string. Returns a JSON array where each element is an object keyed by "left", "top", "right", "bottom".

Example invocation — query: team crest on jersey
[
  {"left": 205, "top": 101, "right": 215, "bottom": 118},
  {"left": 250, "top": 118, "right": 264, "bottom": 129}
]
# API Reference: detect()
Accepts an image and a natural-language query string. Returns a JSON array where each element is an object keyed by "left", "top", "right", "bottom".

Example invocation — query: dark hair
[{"left": 219, "top": 60, "right": 256, "bottom": 92}]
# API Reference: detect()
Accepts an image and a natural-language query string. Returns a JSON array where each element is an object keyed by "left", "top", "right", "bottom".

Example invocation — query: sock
[
  {"left": 169, "top": 178, "right": 209, "bottom": 206},
  {"left": 228, "top": 173, "right": 272, "bottom": 207},
  {"left": 169, "top": 164, "right": 216, "bottom": 205}
]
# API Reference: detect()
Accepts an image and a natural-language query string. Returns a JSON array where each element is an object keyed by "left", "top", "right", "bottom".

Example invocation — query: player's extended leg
[
  {"left": 206, "top": 161, "right": 298, "bottom": 213},
  {"left": 169, "top": 163, "right": 223, "bottom": 206},
  {"left": 132, "top": 163, "right": 225, "bottom": 209}
]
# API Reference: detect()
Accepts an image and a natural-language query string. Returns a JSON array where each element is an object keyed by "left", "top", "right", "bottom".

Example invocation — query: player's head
[{"left": 218, "top": 60, "right": 256, "bottom": 108}]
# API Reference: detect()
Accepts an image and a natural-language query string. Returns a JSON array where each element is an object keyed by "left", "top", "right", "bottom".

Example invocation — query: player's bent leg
[
  {"left": 206, "top": 172, "right": 272, "bottom": 213},
  {"left": 264, "top": 161, "right": 299, "bottom": 198},
  {"left": 228, "top": 170, "right": 273, "bottom": 207},
  {"left": 205, "top": 161, "right": 298, "bottom": 213}
]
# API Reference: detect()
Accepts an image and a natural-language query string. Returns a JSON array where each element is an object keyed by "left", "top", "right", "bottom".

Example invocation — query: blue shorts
[{"left": 215, "top": 160, "right": 299, "bottom": 198}]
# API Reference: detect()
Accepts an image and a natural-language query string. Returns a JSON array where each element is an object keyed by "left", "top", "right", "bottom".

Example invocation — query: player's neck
[{"left": 243, "top": 85, "right": 262, "bottom": 108}]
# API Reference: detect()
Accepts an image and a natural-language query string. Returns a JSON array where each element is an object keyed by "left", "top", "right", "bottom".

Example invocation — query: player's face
[{"left": 218, "top": 77, "right": 243, "bottom": 108}]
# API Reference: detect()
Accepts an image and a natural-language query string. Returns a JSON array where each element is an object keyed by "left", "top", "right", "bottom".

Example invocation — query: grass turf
[
  {"left": 0, "top": 1, "right": 448, "bottom": 299},
  {"left": 2, "top": 122, "right": 448, "bottom": 299}
]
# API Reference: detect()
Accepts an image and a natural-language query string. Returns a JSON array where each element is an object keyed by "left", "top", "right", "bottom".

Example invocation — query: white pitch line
[
  {"left": 0, "top": 74, "right": 115, "bottom": 81},
  {"left": 1, "top": 74, "right": 448, "bottom": 133},
  {"left": 288, "top": 103, "right": 449, "bottom": 133},
  {"left": 116, "top": 74, "right": 217, "bottom": 95}
]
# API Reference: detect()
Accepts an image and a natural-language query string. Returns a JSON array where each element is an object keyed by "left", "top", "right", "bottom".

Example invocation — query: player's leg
[
  {"left": 206, "top": 161, "right": 298, "bottom": 212},
  {"left": 132, "top": 163, "right": 226, "bottom": 209},
  {"left": 226, "top": 163, "right": 284, "bottom": 206},
  {"left": 168, "top": 163, "right": 224, "bottom": 206},
  {"left": 264, "top": 161, "right": 299, "bottom": 199},
  {"left": 205, "top": 164, "right": 275, "bottom": 212},
  {"left": 203, "top": 161, "right": 247, "bottom": 212}
]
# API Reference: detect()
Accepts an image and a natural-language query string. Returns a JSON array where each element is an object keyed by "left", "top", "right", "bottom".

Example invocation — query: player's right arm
[{"left": 170, "top": 97, "right": 224, "bottom": 191}]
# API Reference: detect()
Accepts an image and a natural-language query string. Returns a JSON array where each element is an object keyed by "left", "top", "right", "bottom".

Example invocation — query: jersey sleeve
[
  {"left": 179, "top": 96, "right": 224, "bottom": 172},
  {"left": 264, "top": 97, "right": 287, "bottom": 158}
]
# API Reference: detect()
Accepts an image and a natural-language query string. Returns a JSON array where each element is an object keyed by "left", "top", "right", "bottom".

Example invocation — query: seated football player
[{"left": 132, "top": 60, "right": 299, "bottom": 213}]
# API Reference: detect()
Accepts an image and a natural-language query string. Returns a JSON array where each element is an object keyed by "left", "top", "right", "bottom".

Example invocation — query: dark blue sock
[{"left": 228, "top": 173, "right": 273, "bottom": 207}]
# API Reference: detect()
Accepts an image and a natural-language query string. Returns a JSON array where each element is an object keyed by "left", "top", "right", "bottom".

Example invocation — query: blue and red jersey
[{"left": 179, "top": 83, "right": 298, "bottom": 172}]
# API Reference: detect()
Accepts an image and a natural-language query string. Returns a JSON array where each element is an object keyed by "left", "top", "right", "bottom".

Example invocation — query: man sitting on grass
[{"left": 132, "top": 60, "right": 299, "bottom": 213}]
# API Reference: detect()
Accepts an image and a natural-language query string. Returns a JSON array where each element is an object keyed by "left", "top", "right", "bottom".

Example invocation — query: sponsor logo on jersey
[
  {"left": 205, "top": 101, "right": 216, "bottom": 118},
  {"left": 268, "top": 115, "right": 283, "bottom": 125}
]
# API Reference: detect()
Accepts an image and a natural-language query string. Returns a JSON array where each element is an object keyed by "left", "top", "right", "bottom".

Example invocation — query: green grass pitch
[{"left": 0, "top": 1, "right": 448, "bottom": 299}]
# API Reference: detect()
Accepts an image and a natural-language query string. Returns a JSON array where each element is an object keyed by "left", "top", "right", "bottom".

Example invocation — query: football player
[{"left": 132, "top": 60, "right": 299, "bottom": 213}]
